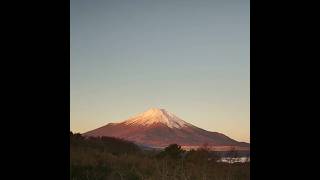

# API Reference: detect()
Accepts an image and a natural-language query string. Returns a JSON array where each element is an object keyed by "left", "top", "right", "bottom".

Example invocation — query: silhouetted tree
[
  {"left": 185, "top": 144, "right": 210, "bottom": 164},
  {"left": 158, "top": 144, "right": 185, "bottom": 159}
]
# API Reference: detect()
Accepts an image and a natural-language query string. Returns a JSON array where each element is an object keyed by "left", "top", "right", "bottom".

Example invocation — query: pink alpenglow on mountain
[{"left": 83, "top": 108, "right": 250, "bottom": 150}]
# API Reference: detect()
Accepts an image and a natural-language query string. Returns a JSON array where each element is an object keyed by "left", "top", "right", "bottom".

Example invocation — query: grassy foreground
[{"left": 70, "top": 132, "right": 250, "bottom": 180}]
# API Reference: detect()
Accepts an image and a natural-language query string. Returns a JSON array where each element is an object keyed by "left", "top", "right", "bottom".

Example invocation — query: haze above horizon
[{"left": 71, "top": 0, "right": 250, "bottom": 143}]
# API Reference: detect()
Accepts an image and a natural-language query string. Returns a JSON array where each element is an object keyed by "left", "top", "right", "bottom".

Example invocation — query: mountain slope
[{"left": 83, "top": 108, "right": 249, "bottom": 149}]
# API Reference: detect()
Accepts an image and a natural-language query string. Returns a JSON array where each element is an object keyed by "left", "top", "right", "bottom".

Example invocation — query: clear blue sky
[{"left": 71, "top": 0, "right": 250, "bottom": 142}]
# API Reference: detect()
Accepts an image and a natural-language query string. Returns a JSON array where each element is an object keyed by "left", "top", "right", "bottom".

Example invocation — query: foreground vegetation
[{"left": 70, "top": 132, "right": 250, "bottom": 180}]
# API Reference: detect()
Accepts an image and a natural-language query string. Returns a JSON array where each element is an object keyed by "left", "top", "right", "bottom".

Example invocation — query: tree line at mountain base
[{"left": 70, "top": 132, "right": 250, "bottom": 180}]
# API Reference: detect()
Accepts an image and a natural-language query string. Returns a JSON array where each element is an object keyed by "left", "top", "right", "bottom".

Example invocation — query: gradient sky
[{"left": 71, "top": 0, "right": 250, "bottom": 143}]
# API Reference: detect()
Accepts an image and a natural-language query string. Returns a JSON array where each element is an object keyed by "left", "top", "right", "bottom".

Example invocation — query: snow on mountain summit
[{"left": 123, "top": 108, "right": 190, "bottom": 128}]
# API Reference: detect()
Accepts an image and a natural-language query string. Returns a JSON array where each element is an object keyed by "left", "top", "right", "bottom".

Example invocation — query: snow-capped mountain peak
[
  {"left": 123, "top": 108, "right": 189, "bottom": 128},
  {"left": 84, "top": 108, "right": 250, "bottom": 150}
]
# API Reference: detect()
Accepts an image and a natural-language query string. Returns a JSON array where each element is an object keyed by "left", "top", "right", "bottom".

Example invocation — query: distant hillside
[
  {"left": 70, "top": 132, "right": 141, "bottom": 155},
  {"left": 70, "top": 132, "right": 250, "bottom": 180}
]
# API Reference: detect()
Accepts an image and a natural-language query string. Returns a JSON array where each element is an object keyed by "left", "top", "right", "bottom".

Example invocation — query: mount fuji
[{"left": 83, "top": 108, "right": 249, "bottom": 150}]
